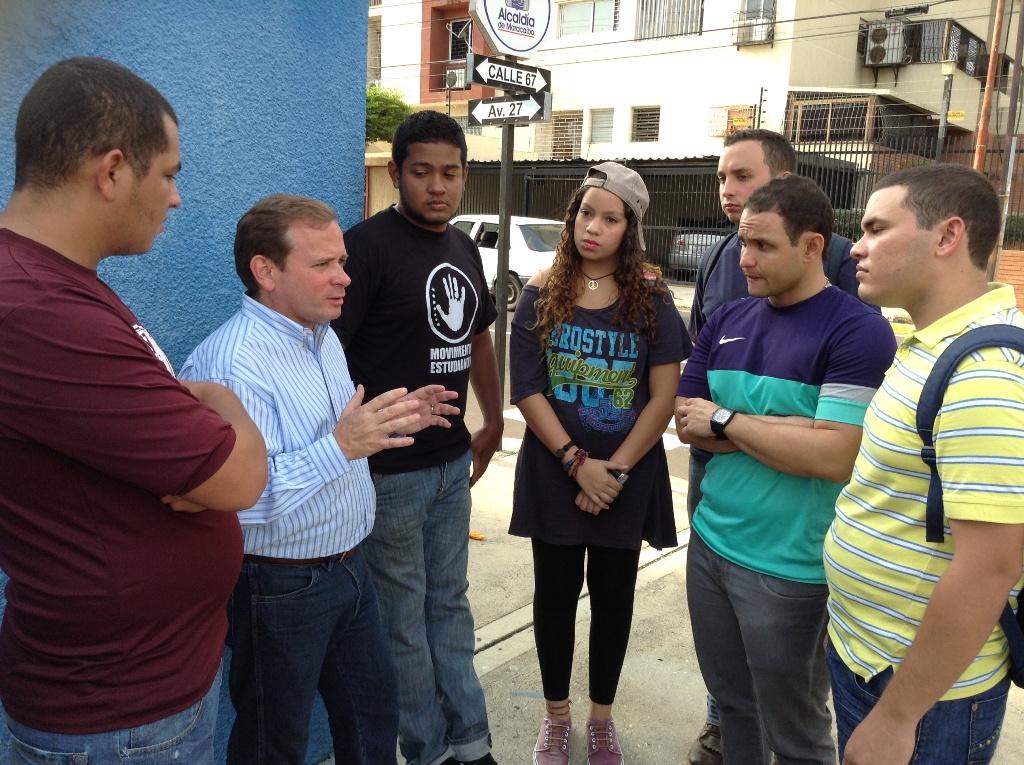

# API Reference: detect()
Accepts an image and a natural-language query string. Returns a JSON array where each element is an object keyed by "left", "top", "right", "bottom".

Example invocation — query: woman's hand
[{"left": 573, "top": 457, "right": 629, "bottom": 515}]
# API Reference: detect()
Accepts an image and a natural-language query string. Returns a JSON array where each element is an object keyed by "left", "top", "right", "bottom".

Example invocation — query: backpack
[
  {"left": 699, "top": 232, "right": 849, "bottom": 294},
  {"left": 916, "top": 323, "right": 1024, "bottom": 687}
]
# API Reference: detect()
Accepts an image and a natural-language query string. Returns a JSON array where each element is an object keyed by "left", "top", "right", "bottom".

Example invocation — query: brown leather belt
[{"left": 242, "top": 550, "right": 354, "bottom": 566}]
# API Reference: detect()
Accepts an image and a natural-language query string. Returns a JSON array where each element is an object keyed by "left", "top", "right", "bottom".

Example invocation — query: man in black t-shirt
[{"left": 332, "top": 112, "right": 503, "bottom": 765}]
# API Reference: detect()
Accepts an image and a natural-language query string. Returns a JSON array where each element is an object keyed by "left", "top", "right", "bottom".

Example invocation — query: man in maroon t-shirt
[{"left": 0, "top": 58, "right": 268, "bottom": 763}]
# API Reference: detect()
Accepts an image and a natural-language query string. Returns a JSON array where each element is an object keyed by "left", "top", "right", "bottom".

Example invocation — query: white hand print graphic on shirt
[
  {"left": 435, "top": 274, "right": 466, "bottom": 332},
  {"left": 426, "top": 264, "right": 479, "bottom": 344}
]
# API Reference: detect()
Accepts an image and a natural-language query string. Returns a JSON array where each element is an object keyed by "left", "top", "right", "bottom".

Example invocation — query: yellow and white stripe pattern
[{"left": 825, "top": 284, "right": 1024, "bottom": 699}]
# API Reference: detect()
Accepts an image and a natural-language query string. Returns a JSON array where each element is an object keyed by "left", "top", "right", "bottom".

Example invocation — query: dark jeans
[
  {"left": 226, "top": 548, "right": 398, "bottom": 765},
  {"left": 532, "top": 539, "right": 642, "bottom": 705},
  {"left": 688, "top": 449, "right": 721, "bottom": 729},
  {"left": 827, "top": 643, "right": 1008, "bottom": 764},
  {"left": 687, "top": 532, "right": 834, "bottom": 765}
]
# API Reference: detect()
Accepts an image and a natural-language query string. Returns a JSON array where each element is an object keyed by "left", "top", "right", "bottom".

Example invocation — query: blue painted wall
[{"left": 0, "top": 1, "right": 367, "bottom": 761}]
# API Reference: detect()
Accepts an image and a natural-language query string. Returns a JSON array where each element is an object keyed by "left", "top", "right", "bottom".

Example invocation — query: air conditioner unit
[
  {"left": 736, "top": 17, "right": 772, "bottom": 46},
  {"left": 445, "top": 65, "right": 466, "bottom": 89},
  {"left": 865, "top": 21, "right": 907, "bottom": 66}
]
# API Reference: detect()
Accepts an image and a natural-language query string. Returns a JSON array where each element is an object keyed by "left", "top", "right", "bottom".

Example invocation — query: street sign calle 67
[
  {"left": 468, "top": 92, "right": 552, "bottom": 126},
  {"left": 467, "top": 53, "right": 550, "bottom": 93}
]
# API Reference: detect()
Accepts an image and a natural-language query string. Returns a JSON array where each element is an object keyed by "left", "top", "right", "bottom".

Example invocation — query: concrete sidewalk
[{"left": 465, "top": 446, "right": 1024, "bottom": 764}]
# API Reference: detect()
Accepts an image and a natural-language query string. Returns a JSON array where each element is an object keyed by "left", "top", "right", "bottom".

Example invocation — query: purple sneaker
[
  {"left": 534, "top": 715, "right": 572, "bottom": 764},
  {"left": 585, "top": 718, "right": 623, "bottom": 765}
]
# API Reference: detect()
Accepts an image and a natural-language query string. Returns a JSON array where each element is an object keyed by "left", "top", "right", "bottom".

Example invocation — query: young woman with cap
[{"left": 509, "top": 162, "right": 691, "bottom": 764}]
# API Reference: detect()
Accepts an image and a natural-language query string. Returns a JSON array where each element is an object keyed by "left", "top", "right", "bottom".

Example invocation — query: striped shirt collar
[
  {"left": 239, "top": 294, "right": 331, "bottom": 354},
  {"left": 905, "top": 283, "right": 1017, "bottom": 350}
]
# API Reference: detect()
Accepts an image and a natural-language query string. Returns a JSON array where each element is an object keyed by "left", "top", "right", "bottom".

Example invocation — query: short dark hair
[
  {"left": 14, "top": 57, "right": 177, "bottom": 190},
  {"left": 723, "top": 129, "right": 797, "bottom": 176},
  {"left": 873, "top": 165, "right": 1000, "bottom": 270},
  {"left": 234, "top": 194, "right": 338, "bottom": 295},
  {"left": 391, "top": 110, "right": 468, "bottom": 169},
  {"left": 745, "top": 175, "right": 833, "bottom": 252}
]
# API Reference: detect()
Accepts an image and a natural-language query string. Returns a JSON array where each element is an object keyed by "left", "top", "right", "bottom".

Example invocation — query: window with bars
[
  {"left": 786, "top": 92, "right": 936, "bottom": 147},
  {"left": 631, "top": 107, "right": 660, "bottom": 142},
  {"left": 453, "top": 116, "right": 482, "bottom": 137},
  {"left": 790, "top": 98, "right": 870, "bottom": 143},
  {"left": 637, "top": 0, "right": 703, "bottom": 39},
  {"left": 367, "top": 19, "right": 382, "bottom": 85},
  {"left": 859, "top": 19, "right": 999, "bottom": 83},
  {"left": 743, "top": 0, "right": 775, "bottom": 16},
  {"left": 708, "top": 104, "right": 756, "bottom": 138},
  {"left": 449, "top": 19, "right": 471, "bottom": 60},
  {"left": 590, "top": 109, "right": 614, "bottom": 143},
  {"left": 559, "top": 1, "right": 618, "bottom": 37},
  {"left": 537, "top": 111, "right": 584, "bottom": 159}
]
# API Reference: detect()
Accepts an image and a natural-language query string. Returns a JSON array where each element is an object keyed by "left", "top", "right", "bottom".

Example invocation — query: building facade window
[
  {"left": 559, "top": 0, "right": 618, "bottom": 37},
  {"left": 538, "top": 110, "right": 584, "bottom": 159},
  {"left": 708, "top": 104, "right": 756, "bottom": 138},
  {"left": 631, "top": 107, "right": 660, "bottom": 142},
  {"left": 743, "top": 0, "right": 775, "bottom": 17},
  {"left": 449, "top": 19, "right": 471, "bottom": 60},
  {"left": 453, "top": 116, "right": 482, "bottom": 137},
  {"left": 368, "top": 18, "right": 382, "bottom": 85},
  {"left": 789, "top": 97, "right": 870, "bottom": 143},
  {"left": 590, "top": 109, "right": 614, "bottom": 142},
  {"left": 637, "top": 0, "right": 703, "bottom": 39}
]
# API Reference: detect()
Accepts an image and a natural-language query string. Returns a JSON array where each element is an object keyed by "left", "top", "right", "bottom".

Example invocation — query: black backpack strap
[
  {"left": 825, "top": 235, "right": 849, "bottom": 286},
  {"left": 1000, "top": 603, "right": 1024, "bottom": 678},
  {"left": 916, "top": 324, "right": 1024, "bottom": 543},
  {"left": 917, "top": 324, "right": 1024, "bottom": 684}
]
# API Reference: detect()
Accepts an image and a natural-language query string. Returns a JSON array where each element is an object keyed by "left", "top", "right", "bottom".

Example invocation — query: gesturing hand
[
  {"left": 333, "top": 385, "right": 425, "bottom": 460},
  {"left": 435, "top": 275, "right": 466, "bottom": 332},
  {"left": 399, "top": 385, "right": 461, "bottom": 434}
]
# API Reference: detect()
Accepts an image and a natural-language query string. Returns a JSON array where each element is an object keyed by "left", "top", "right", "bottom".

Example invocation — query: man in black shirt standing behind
[{"left": 332, "top": 111, "right": 503, "bottom": 765}]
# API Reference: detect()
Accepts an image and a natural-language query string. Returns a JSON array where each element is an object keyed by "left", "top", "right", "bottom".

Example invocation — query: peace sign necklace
[{"left": 582, "top": 271, "right": 615, "bottom": 290}]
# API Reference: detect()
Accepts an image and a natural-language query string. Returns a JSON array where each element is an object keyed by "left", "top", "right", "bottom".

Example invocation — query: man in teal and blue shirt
[{"left": 675, "top": 175, "right": 895, "bottom": 765}]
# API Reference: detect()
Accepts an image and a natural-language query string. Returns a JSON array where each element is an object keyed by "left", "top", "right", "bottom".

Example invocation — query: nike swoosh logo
[{"left": 719, "top": 336, "right": 745, "bottom": 345}]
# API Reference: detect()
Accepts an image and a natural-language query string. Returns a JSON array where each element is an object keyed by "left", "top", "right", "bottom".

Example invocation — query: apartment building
[{"left": 368, "top": 0, "right": 1019, "bottom": 164}]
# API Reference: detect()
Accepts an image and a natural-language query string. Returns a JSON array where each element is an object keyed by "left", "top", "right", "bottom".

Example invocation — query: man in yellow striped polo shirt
[{"left": 824, "top": 164, "right": 1024, "bottom": 765}]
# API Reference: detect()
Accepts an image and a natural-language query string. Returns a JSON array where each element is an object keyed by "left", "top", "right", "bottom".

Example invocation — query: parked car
[
  {"left": 665, "top": 228, "right": 730, "bottom": 281},
  {"left": 451, "top": 215, "right": 564, "bottom": 309}
]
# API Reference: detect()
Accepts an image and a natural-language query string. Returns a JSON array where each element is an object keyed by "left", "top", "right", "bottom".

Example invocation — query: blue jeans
[
  {"left": 365, "top": 449, "right": 491, "bottom": 765},
  {"left": 6, "top": 669, "right": 220, "bottom": 764},
  {"left": 686, "top": 531, "right": 834, "bottom": 765},
  {"left": 225, "top": 548, "right": 398, "bottom": 765},
  {"left": 827, "top": 642, "right": 1008, "bottom": 763}
]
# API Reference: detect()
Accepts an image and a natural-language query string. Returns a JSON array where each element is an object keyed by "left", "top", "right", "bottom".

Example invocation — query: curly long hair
[{"left": 532, "top": 185, "right": 669, "bottom": 347}]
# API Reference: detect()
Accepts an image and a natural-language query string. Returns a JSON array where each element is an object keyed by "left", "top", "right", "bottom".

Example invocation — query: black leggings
[{"left": 531, "top": 539, "right": 642, "bottom": 706}]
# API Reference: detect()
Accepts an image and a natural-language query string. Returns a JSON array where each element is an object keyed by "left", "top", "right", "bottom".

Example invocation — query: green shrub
[{"left": 366, "top": 85, "right": 412, "bottom": 143}]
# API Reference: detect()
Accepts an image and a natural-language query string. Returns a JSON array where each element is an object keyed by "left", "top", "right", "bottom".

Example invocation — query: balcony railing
[{"left": 734, "top": 10, "right": 775, "bottom": 47}]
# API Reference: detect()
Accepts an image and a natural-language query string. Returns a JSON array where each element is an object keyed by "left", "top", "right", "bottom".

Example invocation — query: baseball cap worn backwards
[{"left": 581, "top": 161, "right": 649, "bottom": 250}]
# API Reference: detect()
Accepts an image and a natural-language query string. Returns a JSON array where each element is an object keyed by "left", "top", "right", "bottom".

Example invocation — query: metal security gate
[{"left": 461, "top": 141, "right": 1024, "bottom": 283}]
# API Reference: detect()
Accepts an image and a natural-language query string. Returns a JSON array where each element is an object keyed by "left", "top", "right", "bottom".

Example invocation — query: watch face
[{"left": 712, "top": 408, "right": 731, "bottom": 426}]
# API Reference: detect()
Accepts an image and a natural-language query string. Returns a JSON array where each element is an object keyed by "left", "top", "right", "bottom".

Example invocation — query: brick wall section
[{"left": 998, "top": 250, "right": 1024, "bottom": 312}]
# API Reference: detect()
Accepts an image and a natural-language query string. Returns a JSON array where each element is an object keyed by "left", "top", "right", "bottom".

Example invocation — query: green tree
[{"left": 366, "top": 85, "right": 412, "bottom": 143}]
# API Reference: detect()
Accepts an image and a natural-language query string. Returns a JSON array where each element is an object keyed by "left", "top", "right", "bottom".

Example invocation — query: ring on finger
[{"left": 430, "top": 404, "right": 435, "bottom": 414}]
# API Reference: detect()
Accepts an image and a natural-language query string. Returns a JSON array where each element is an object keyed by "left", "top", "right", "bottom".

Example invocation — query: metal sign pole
[{"left": 494, "top": 75, "right": 517, "bottom": 404}]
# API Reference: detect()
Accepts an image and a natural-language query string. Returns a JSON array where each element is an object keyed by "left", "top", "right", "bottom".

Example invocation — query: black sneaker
[{"left": 460, "top": 755, "right": 498, "bottom": 765}]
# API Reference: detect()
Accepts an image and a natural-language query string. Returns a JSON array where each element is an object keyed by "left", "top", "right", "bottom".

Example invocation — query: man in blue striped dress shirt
[{"left": 180, "top": 194, "right": 459, "bottom": 765}]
